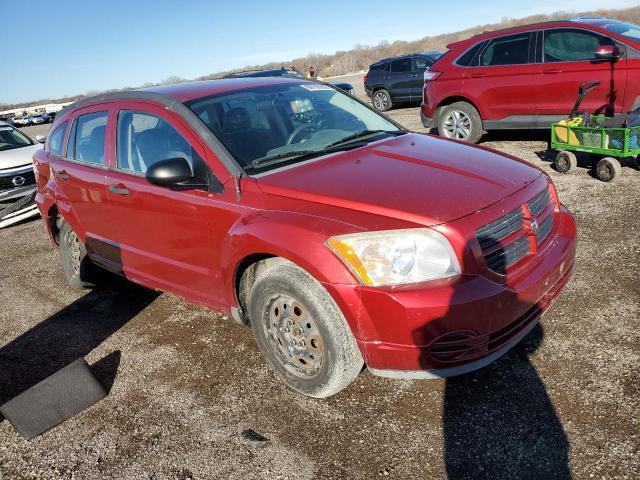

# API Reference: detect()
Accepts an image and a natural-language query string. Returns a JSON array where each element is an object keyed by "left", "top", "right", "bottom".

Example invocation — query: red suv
[
  {"left": 422, "top": 18, "right": 640, "bottom": 143},
  {"left": 34, "top": 78, "right": 576, "bottom": 397}
]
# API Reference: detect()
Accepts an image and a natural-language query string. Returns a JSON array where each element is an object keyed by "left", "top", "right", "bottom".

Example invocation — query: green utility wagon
[
  {"left": 552, "top": 117, "right": 640, "bottom": 182},
  {"left": 550, "top": 81, "right": 640, "bottom": 182}
]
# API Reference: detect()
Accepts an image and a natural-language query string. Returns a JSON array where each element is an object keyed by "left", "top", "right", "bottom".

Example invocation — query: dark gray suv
[{"left": 364, "top": 52, "right": 441, "bottom": 111}]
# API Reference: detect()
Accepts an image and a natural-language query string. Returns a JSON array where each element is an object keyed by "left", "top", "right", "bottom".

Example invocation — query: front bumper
[{"left": 325, "top": 206, "right": 576, "bottom": 376}]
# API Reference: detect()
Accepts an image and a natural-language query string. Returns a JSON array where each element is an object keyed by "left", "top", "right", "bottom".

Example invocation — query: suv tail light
[
  {"left": 424, "top": 70, "right": 441, "bottom": 81},
  {"left": 364, "top": 74, "right": 368, "bottom": 85}
]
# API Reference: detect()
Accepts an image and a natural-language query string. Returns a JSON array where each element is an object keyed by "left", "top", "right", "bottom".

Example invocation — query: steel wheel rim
[
  {"left": 373, "top": 92, "right": 388, "bottom": 110},
  {"left": 263, "top": 295, "right": 323, "bottom": 378},
  {"left": 442, "top": 110, "right": 471, "bottom": 139},
  {"left": 64, "top": 229, "right": 81, "bottom": 275}
]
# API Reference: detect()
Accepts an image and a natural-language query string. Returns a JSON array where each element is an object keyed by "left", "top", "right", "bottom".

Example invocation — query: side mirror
[
  {"left": 34, "top": 135, "right": 46, "bottom": 143},
  {"left": 595, "top": 45, "right": 622, "bottom": 60},
  {"left": 145, "top": 158, "right": 196, "bottom": 187}
]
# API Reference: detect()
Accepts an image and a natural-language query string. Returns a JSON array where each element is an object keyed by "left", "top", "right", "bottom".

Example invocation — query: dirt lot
[{"left": 1, "top": 79, "right": 639, "bottom": 479}]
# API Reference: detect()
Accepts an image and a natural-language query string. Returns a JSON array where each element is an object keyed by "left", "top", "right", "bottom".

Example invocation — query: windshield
[
  {"left": 187, "top": 83, "right": 402, "bottom": 172},
  {"left": 588, "top": 19, "right": 640, "bottom": 42},
  {"left": 0, "top": 125, "right": 33, "bottom": 151}
]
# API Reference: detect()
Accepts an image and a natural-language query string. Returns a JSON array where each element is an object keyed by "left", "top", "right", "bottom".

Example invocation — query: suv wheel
[
  {"left": 59, "top": 220, "right": 95, "bottom": 289},
  {"left": 248, "top": 261, "right": 363, "bottom": 398},
  {"left": 437, "top": 102, "right": 483, "bottom": 143},
  {"left": 372, "top": 89, "right": 392, "bottom": 112}
]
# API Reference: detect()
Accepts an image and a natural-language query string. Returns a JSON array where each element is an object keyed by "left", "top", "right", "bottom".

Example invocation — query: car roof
[
  {"left": 0, "top": 120, "right": 10, "bottom": 127},
  {"left": 224, "top": 68, "right": 290, "bottom": 78},
  {"left": 446, "top": 18, "right": 616, "bottom": 48}
]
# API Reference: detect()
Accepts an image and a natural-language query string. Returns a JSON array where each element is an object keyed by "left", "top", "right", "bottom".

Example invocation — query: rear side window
[
  {"left": 390, "top": 58, "right": 412, "bottom": 73},
  {"left": 369, "top": 61, "right": 389, "bottom": 72},
  {"left": 543, "top": 29, "right": 614, "bottom": 62},
  {"left": 48, "top": 122, "right": 67, "bottom": 156},
  {"left": 67, "top": 112, "right": 107, "bottom": 165},
  {"left": 117, "top": 110, "right": 193, "bottom": 174},
  {"left": 456, "top": 41, "right": 487, "bottom": 66},
  {"left": 480, "top": 33, "right": 531, "bottom": 66},
  {"left": 413, "top": 56, "right": 431, "bottom": 70}
]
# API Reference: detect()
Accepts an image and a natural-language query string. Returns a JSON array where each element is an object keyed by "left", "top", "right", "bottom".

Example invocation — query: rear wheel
[
  {"left": 372, "top": 89, "right": 392, "bottom": 112},
  {"left": 59, "top": 220, "right": 95, "bottom": 289},
  {"left": 595, "top": 157, "right": 622, "bottom": 182},
  {"left": 436, "top": 101, "right": 483, "bottom": 143},
  {"left": 248, "top": 261, "right": 363, "bottom": 398},
  {"left": 554, "top": 150, "right": 578, "bottom": 174}
]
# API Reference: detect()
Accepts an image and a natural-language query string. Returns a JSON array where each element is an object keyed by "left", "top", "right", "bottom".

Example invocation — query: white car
[
  {"left": 12, "top": 117, "right": 30, "bottom": 127},
  {"left": 29, "top": 115, "right": 46, "bottom": 125},
  {"left": 0, "top": 121, "right": 43, "bottom": 227}
]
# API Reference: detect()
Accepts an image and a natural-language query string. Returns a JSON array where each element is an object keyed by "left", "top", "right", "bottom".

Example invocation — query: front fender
[{"left": 220, "top": 210, "right": 363, "bottom": 308}]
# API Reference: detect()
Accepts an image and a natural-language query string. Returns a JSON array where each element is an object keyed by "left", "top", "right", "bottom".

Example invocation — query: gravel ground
[{"left": 1, "top": 79, "right": 639, "bottom": 479}]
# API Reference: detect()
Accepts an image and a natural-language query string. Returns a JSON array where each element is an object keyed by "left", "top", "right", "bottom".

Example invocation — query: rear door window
[
  {"left": 116, "top": 110, "right": 193, "bottom": 174},
  {"left": 370, "top": 61, "right": 389, "bottom": 72},
  {"left": 390, "top": 58, "right": 412, "bottom": 73},
  {"left": 543, "top": 28, "right": 614, "bottom": 62},
  {"left": 480, "top": 33, "right": 532, "bottom": 66},
  {"left": 67, "top": 112, "right": 108, "bottom": 165}
]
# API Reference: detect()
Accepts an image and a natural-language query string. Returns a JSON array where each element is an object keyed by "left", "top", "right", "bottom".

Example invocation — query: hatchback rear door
[
  {"left": 534, "top": 27, "right": 627, "bottom": 117},
  {"left": 51, "top": 105, "right": 115, "bottom": 248}
]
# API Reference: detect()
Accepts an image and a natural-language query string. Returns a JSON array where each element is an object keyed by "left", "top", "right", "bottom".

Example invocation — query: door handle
[
  {"left": 411, "top": 74, "right": 419, "bottom": 78},
  {"left": 108, "top": 184, "right": 130, "bottom": 195},
  {"left": 543, "top": 68, "right": 562, "bottom": 74},
  {"left": 470, "top": 73, "right": 486, "bottom": 79},
  {"left": 55, "top": 170, "right": 70, "bottom": 180},
  {"left": 384, "top": 76, "right": 391, "bottom": 80}
]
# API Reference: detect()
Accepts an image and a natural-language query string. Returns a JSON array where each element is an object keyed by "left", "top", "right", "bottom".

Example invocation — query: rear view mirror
[
  {"left": 146, "top": 158, "right": 200, "bottom": 187},
  {"left": 595, "top": 45, "right": 622, "bottom": 60},
  {"left": 34, "top": 135, "right": 46, "bottom": 143}
]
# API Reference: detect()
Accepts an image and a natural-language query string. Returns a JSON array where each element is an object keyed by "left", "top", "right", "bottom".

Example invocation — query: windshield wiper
[
  {"left": 246, "top": 150, "right": 323, "bottom": 172},
  {"left": 324, "top": 129, "right": 406, "bottom": 149}
]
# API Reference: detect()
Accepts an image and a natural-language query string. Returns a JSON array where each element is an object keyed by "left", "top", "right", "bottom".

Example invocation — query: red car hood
[{"left": 256, "top": 133, "right": 541, "bottom": 226}]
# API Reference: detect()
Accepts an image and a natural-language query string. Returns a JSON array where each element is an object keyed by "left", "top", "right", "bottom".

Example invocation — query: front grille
[
  {"left": 0, "top": 170, "right": 35, "bottom": 190},
  {"left": 477, "top": 186, "right": 553, "bottom": 274}
]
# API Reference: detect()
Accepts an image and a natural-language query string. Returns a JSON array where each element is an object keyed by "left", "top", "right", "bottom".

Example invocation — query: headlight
[{"left": 327, "top": 228, "right": 460, "bottom": 286}]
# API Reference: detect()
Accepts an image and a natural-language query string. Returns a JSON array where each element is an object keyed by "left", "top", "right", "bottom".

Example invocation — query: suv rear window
[
  {"left": 456, "top": 41, "right": 487, "bottom": 66},
  {"left": 369, "top": 61, "right": 389, "bottom": 72},
  {"left": 544, "top": 29, "right": 614, "bottom": 62},
  {"left": 390, "top": 58, "right": 412, "bottom": 73},
  {"left": 480, "top": 33, "right": 531, "bottom": 66}
]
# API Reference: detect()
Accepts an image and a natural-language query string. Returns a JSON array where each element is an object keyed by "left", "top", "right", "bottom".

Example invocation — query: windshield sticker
[{"left": 300, "top": 84, "right": 333, "bottom": 91}]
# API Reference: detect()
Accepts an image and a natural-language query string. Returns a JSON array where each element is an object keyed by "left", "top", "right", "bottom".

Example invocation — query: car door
[
  {"left": 51, "top": 105, "right": 115, "bottom": 247},
  {"left": 462, "top": 31, "right": 539, "bottom": 122},
  {"left": 410, "top": 56, "right": 431, "bottom": 100},
  {"left": 387, "top": 57, "right": 414, "bottom": 101},
  {"left": 535, "top": 28, "right": 627, "bottom": 116},
  {"left": 104, "top": 102, "right": 225, "bottom": 306}
]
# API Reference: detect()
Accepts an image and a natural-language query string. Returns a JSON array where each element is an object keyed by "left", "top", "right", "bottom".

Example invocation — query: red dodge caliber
[{"left": 33, "top": 78, "right": 576, "bottom": 397}]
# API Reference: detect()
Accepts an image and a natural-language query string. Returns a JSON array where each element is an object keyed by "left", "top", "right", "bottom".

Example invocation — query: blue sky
[{"left": 1, "top": 0, "right": 635, "bottom": 103}]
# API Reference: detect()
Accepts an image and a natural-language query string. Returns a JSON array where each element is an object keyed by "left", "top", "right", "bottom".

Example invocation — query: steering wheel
[{"left": 286, "top": 123, "right": 318, "bottom": 145}]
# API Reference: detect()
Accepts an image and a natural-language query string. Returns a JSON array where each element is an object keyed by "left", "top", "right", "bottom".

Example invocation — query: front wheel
[
  {"left": 436, "top": 101, "right": 483, "bottom": 143},
  {"left": 372, "top": 89, "right": 392, "bottom": 112},
  {"left": 248, "top": 262, "right": 363, "bottom": 398},
  {"left": 595, "top": 157, "right": 622, "bottom": 182}
]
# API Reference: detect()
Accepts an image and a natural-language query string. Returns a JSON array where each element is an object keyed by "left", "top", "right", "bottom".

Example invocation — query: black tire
[
  {"left": 595, "top": 157, "right": 622, "bottom": 182},
  {"left": 248, "top": 261, "right": 363, "bottom": 398},
  {"left": 554, "top": 150, "right": 578, "bottom": 174},
  {"left": 371, "top": 89, "right": 392, "bottom": 112},
  {"left": 59, "top": 220, "right": 95, "bottom": 289},
  {"left": 436, "top": 101, "right": 483, "bottom": 144}
]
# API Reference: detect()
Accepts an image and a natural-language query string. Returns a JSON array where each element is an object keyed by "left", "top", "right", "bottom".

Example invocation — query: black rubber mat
[{"left": 0, "top": 358, "right": 106, "bottom": 440}]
